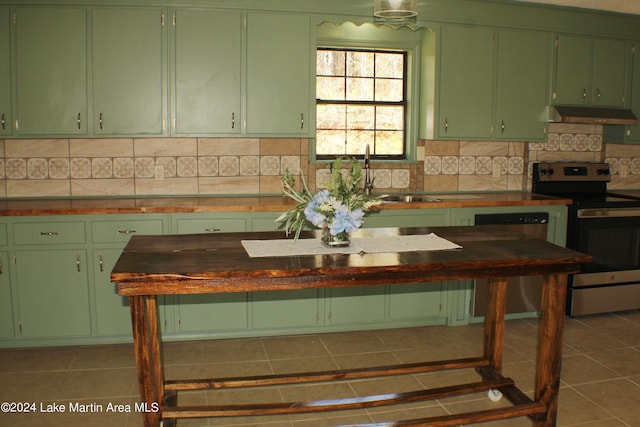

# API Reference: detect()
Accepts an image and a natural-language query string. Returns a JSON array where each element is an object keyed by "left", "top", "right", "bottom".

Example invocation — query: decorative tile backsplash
[{"left": 0, "top": 123, "right": 639, "bottom": 198}]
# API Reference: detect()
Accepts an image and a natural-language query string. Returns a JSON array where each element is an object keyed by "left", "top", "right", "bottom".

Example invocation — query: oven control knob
[{"left": 540, "top": 168, "right": 554, "bottom": 176}]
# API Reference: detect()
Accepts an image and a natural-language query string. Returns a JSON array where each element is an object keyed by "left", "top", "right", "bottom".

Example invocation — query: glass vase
[{"left": 321, "top": 225, "right": 350, "bottom": 248}]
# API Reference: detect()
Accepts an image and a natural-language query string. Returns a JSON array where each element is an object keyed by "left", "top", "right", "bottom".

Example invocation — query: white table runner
[{"left": 241, "top": 233, "right": 462, "bottom": 258}]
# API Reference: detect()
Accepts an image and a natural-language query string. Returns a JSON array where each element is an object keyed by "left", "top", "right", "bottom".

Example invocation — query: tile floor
[{"left": 2, "top": 312, "right": 640, "bottom": 427}]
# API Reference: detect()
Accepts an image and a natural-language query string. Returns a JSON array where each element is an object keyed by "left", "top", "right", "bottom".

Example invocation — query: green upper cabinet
[
  {"left": 246, "top": 12, "right": 312, "bottom": 135},
  {"left": 0, "top": 8, "right": 11, "bottom": 136},
  {"left": 92, "top": 8, "right": 166, "bottom": 136},
  {"left": 554, "top": 34, "right": 628, "bottom": 107},
  {"left": 14, "top": 7, "right": 88, "bottom": 136},
  {"left": 436, "top": 24, "right": 495, "bottom": 139},
  {"left": 495, "top": 29, "right": 551, "bottom": 140},
  {"left": 433, "top": 25, "right": 550, "bottom": 141},
  {"left": 172, "top": 9, "right": 242, "bottom": 135}
]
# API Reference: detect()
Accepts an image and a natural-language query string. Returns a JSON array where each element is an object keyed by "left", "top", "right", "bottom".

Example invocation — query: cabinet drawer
[
  {"left": 92, "top": 219, "right": 164, "bottom": 243},
  {"left": 175, "top": 218, "right": 246, "bottom": 234},
  {"left": 0, "top": 224, "right": 7, "bottom": 246},
  {"left": 14, "top": 221, "right": 86, "bottom": 245}
]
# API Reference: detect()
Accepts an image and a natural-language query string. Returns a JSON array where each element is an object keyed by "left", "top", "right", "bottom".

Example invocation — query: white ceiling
[{"left": 516, "top": 0, "right": 640, "bottom": 15}]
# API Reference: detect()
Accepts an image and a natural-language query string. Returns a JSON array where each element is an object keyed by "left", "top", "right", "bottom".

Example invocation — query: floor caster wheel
[{"left": 488, "top": 389, "right": 503, "bottom": 402}]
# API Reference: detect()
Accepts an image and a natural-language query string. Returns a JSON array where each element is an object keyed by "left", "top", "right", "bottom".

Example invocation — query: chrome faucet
[{"left": 364, "top": 144, "right": 375, "bottom": 195}]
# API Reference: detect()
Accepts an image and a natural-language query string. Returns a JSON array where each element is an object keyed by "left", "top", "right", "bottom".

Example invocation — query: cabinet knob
[
  {"left": 444, "top": 118, "right": 449, "bottom": 133},
  {"left": 1, "top": 113, "right": 5, "bottom": 130},
  {"left": 596, "top": 89, "right": 601, "bottom": 102},
  {"left": 581, "top": 88, "right": 588, "bottom": 102},
  {"left": 500, "top": 120, "right": 505, "bottom": 135}
]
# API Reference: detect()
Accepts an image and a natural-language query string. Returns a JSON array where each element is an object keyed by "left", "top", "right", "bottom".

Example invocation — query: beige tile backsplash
[{"left": 0, "top": 124, "right": 639, "bottom": 198}]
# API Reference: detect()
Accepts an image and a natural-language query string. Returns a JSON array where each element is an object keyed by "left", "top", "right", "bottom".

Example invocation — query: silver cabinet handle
[
  {"left": 77, "top": 113, "right": 81, "bottom": 130},
  {"left": 500, "top": 120, "right": 505, "bottom": 134},
  {"left": 1, "top": 113, "right": 5, "bottom": 130},
  {"left": 117, "top": 229, "right": 137, "bottom": 234},
  {"left": 40, "top": 231, "right": 60, "bottom": 236},
  {"left": 99, "top": 113, "right": 104, "bottom": 130},
  {"left": 300, "top": 113, "right": 304, "bottom": 129},
  {"left": 232, "top": 112, "right": 235, "bottom": 129},
  {"left": 98, "top": 255, "right": 104, "bottom": 272},
  {"left": 76, "top": 255, "right": 81, "bottom": 272},
  {"left": 582, "top": 88, "right": 588, "bottom": 102},
  {"left": 596, "top": 88, "right": 601, "bottom": 102},
  {"left": 444, "top": 118, "right": 449, "bottom": 133},
  {"left": 204, "top": 228, "right": 221, "bottom": 233}
]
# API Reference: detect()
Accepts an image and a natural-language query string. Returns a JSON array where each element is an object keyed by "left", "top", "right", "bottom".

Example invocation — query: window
[{"left": 316, "top": 48, "right": 407, "bottom": 159}]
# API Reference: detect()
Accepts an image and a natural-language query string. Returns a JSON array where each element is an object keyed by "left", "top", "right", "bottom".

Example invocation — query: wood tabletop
[{"left": 112, "top": 225, "right": 591, "bottom": 296}]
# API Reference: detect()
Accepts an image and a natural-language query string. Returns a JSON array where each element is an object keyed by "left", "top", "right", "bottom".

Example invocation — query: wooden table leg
[
  {"left": 130, "top": 295, "right": 164, "bottom": 427},
  {"left": 483, "top": 277, "right": 508, "bottom": 372},
  {"left": 533, "top": 273, "right": 568, "bottom": 427}
]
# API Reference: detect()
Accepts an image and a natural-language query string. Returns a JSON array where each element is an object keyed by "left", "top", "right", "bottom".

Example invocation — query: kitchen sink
[{"left": 381, "top": 194, "right": 442, "bottom": 203}]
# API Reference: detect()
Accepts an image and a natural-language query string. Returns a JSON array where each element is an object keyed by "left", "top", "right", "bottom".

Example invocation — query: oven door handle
[{"left": 578, "top": 208, "right": 640, "bottom": 218}]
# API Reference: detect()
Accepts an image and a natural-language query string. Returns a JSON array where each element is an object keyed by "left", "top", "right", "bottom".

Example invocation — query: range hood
[{"left": 550, "top": 105, "right": 638, "bottom": 125}]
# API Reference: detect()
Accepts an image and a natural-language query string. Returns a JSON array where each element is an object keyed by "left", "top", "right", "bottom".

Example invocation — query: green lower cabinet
[
  {"left": 93, "top": 249, "right": 132, "bottom": 337},
  {"left": 15, "top": 250, "right": 90, "bottom": 338},
  {"left": 388, "top": 282, "right": 445, "bottom": 321},
  {"left": 173, "top": 294, "right": 249, "bottom": 333},
  {"left": 0, "top": 252, "right": 14, "bottom": 338},
  {"left": 326, "top": 286, "right": 386, "bottom": 325},
  {"left": 363, "top": 209, "right": 449, "bottom": 228},
  {"left": 252, "top": 289, "right": 320, "bottom": 329}
]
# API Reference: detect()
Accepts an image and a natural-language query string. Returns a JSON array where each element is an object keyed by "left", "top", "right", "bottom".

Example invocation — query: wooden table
[{"left": 111, "top": 226, "right": 591, "bottom": 427}]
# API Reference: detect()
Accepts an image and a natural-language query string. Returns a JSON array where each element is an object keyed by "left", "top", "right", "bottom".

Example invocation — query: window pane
[
  {"left": 317, "top": 76, "right": 345, "bottom": 100},
  {"left": 375, "top": 79, "right": 403, "bottom": 102},
  {"left": 317, "top": 50, "right": 345, "bottom": 76},
  {"left": 317, "top": 104, "right": 346, "bottom": 129},
  {"left": 346, "top": 130, "right": 374, "bottom": 154},
  {"left": 347, "top": 51, "right": 374, "bottom": 77},
  {"left": 376, "top": 106, "right": 404, "bottom": 130},
  {"left": 376, "top": 53, "right": 404, "bottom": 78},
  {"left": 316, "top": 129, "right": 346, "bottom": 155},
  {"left": 347, "top": 77, "right": 374, "bottom": 101},
  {"left": 376, "top": 131, "right": 404, "bottom": 154},
  {"left": 347, "top": 105, "right": 375, "bottom": 130}
]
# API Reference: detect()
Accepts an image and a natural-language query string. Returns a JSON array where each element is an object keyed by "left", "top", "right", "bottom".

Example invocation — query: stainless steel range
[{"left": 532, "top": 161, "right": 640, "bottom": 316}]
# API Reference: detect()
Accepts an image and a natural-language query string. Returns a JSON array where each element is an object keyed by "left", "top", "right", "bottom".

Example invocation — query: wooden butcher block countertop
[{"left": 0, "top": 192, "right": 571, "bottom": 216}]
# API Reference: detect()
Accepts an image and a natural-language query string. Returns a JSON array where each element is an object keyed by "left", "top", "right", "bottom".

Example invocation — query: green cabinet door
[
  {"left": 252, "top": 289, "right": 320, "bottom": 329},
  {"left": 93, "top": 249, "right": 132, "bottom": 337},
  {"left": 92, "top": 8, "right": 166, "bottom": 135},
  {"left": 495, "top": 30, "right": 551, "bottom": 140},
  {"left": 326, "top": 286, "right": 386, "bottom": 325},
  {"left": 14, "top": 7, "right": 87, "bottom": 135},
  {"left": 592, "top": 38, "right": 628, "bottom": 107},
  {"left": 437, "top": 25, "right": 495, "bottom": 139},
  {"left": 173, "top": 9, "right": 242, "bottom": 135},
  {"left": 246, "top": 13, "right": 312, "bottom": 135},
  {"left": 554, "top": 35, "right": 591, "bottom": 105},
  {"left": 0, "top": 8, "right": 11, "bottom": 136},
  {"left": 628, "top": 43, "right": 640, "bottom": 143},
  {"left": 0, "top": 252, "right": 14, "bottom": 338},
  {"left": 15, "top": 250, "right": 90, "bottom": 338},
  {"left": 174, "top": 293, "right": 249, "bottom": 334}
]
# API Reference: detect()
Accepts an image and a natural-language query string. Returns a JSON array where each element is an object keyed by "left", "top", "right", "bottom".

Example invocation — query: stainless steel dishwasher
[{"left": 473, "top": 212, "right": 549, "bottom": 316}]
